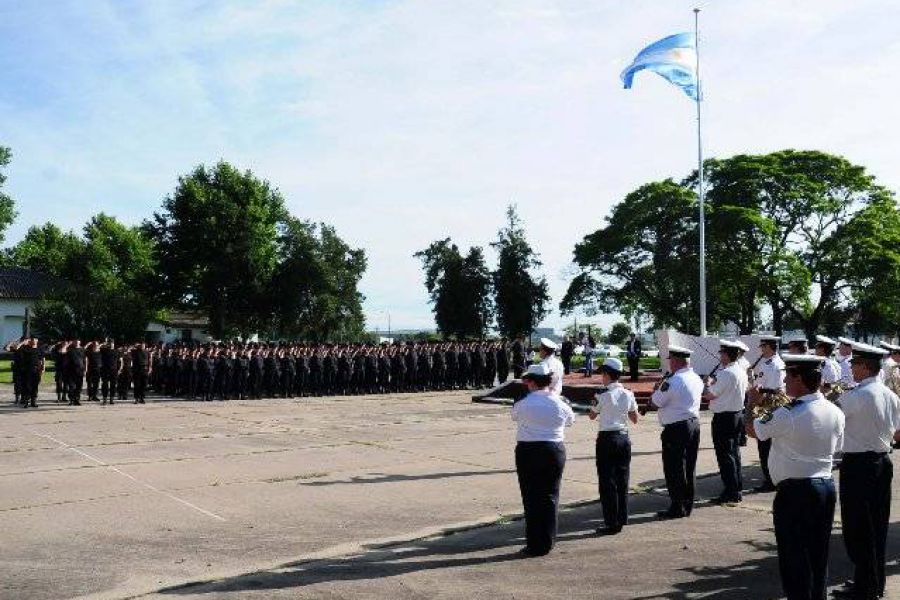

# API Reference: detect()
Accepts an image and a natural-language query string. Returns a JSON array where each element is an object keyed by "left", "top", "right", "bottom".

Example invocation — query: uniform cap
[
  {"left": 732, "top": 340, "right": 750, "bottom": 353},
  {"left": 758, "top": 335, "right": 780, "bottom": 344},
  {"left": 522, "top": 363, "right": 552, "bottom": 379},
  {"left": 848, "top": 341, "right": 889, "bottom": 361},
  {"left": 815, "top": 335, "right": 838, "bottom": 347},
  {"left": 667, "top": 345, "right": 692, "bottom": 358},
  {"left": 878, "top": 341, "right": 900, "bottom": 353},
  {"left": 785, "top": 336, "right": 809, "bottom": 347},
  {"left": 539, "top": 338, "right": 558, "bottom": 351},
  {"left": 719, "top": 340, "right": 743, "bottom": 351},
  {"left": 838, "top": 337, "right": 854, "bottom": 346},
  {"left": 781, "top": 354, "right": 825, "bottom": 369},
  {"left": 602, "top": 357, "right": 624, "bottom": 372}
]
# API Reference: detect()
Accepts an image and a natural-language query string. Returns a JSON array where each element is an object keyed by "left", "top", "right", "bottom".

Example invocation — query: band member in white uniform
[
  {"left": 702, "top": 340, "right": 749, "bottom": 503},
  {"left": 838, "top": 337, "right": 856, "bottom": 390},
  {"left": 748, "top": 354, "right": 844, "bottom": 600},
  {"left": 511, "top": 363, "right": 575, "bottom": 557},
  {"left": 749, "top": 335, "right": 785, "bottom": 492},
  {"left": 879, "top": 342, "right": 900, "bottom": 394},
  {"left": 651, "top": 345, "right": 702, "bottom": 519},
  {"left": 590, "top": 357, "right": 638, "bottom": 535},
  {"left": 814, "top": 335, "right": 842, "bottom": 397},
  {"left": 834, "top": 342, "right": 900, "bottom": 600}
]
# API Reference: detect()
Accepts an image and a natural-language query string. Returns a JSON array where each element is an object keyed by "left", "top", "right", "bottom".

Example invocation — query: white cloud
[{"left": 1, "top": 0, "right": 898, "bottom": 334}]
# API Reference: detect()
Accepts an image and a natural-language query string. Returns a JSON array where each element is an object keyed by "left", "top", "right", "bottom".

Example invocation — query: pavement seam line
[{"left": 30, "top": 430, "right": 227, "bottom": 522}]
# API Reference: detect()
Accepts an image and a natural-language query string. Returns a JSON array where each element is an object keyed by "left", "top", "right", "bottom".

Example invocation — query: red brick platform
[{"left": 472, "top": 371, "right": 666, "bottom": 412}]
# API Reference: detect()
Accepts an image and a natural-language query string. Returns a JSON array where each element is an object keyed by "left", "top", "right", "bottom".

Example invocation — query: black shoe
[
  {"left": 711, "top": 494, "right": 743, "bottom": 504},
  {"left": 753, "top": 483, "right": 776, "bottom": 493},
  {"left": 109, "top": 399, "right": 114, "bottom": 404},
  {"left": 72, "top": 401, "right": 81, "bottom": 406},
  {"left": 595, "top": 526, "right": 622, "bottom": 536},
  {"left": 516, "top": 547, "right": 548, "bottom": 558},
  {"left": 656, "top": 509, "right": 686, "bottom": 520}
]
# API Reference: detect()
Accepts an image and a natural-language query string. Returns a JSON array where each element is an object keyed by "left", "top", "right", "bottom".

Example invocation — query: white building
[
  {"left": 0, "top": 267, "right": 211, "bottom": 344},
  {"left": 0, "top": 267, "right": 62, "bottom": 344}
]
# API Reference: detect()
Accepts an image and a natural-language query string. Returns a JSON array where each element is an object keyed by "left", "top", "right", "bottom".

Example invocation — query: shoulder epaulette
[{"left": 786, "top": 399, "right": 802, "bottom": 409}]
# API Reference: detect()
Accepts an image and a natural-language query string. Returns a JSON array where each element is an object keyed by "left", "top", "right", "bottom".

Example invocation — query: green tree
[
  {"left": 268, "top": 218, "right": 367, "bottom": 341},
  {"left": 0, "top": 146, "right": 17, "bottom": 246},
  {"left": 8, "top": 223, "right": 84, "bottom": 278},
  {"left": 491, "top": 205, "right": 550, "bottom": 339},
  {"left": 700, "top": 150, "right": 892, "bottom": 337},
  {"left": 415, "top": 239, "right": 493, "bottom": 339},
  {"left": 146, "top": 161, "right": 288, "bottom": 338},
  {"left": 560, "top": 179, "right": 703, "bottom": 332},
  {"left": 606, "top": 322, "right": 632, "bottom": 345},
  {"left": 14, "top": 215, "right": 160, "bottom": 341}
]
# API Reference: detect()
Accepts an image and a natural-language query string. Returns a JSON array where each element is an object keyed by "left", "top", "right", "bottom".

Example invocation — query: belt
[
  {"left": 663, "top": 417, "right": 699, "bottom": 427},
  {"left": 842, "top": 451, "right": 889, "bottom": 459},
  {"left": 776, "top": 477, "right": 832, "bottom": 491},
  {"left": 598, "top": 429, "right": 628, "bottom": 436}
]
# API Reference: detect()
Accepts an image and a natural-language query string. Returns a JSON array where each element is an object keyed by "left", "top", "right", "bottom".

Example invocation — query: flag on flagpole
[{"left": 621, "top": 33, "right": 699, "bottom": 100}]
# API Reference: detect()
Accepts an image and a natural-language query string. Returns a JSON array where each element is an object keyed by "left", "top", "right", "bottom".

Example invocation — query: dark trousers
[
  {"left": 23, "top": 371, "right": 40, "bottom": 403},
  {"left": 561, "top": 356, "right": 571, "bottom": 375},
  {"left": 101, "top": 371, "right": 116, "bottom": 400},
  {"left": 87, "top": 371, "right": 100, "bottom": 400},
  {"left": 661, "top": 418, "right": 700, "bottom": 516},
  {"left": 627, "top": 355, "right": 639, "bottom": 380},
  {"left": 712, "top": 411, "right": 743, "bottom": 498},
  {"left": 132, "top": 371, "right": 147, "bottom": 401},
  {"left": 596, "top": 431, "right": 631, "bottom": 530},
  {"left": 773, "top": 477, "right": 835, "bottom": 600},
  {"left": 67, "top": 372, "right": 84, "bottom": 402},
  {"left": 840, "top": 453, "right": 892, "bottom": 599},
  {"left": 516, "top": 441, "right": 566, "bottom": 555},
  {"left": 758, "top": 438, "right": 774, "bottom": 487}
]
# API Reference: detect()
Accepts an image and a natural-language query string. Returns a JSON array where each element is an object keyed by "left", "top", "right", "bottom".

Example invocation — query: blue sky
[{"left": 2, "top": 0, "right": 898, "bottom": 333}]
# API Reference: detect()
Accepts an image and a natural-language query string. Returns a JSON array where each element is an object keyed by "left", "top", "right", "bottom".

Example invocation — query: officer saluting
[
  {"left": 650, "top": 344, "right": 702, "bottom": 519},
  {"left": 833, "top": 341, "right": 900, "bottom": 600},
  {"left": 538, "top": 338, "right": 565, "bottom": 398},
  {"left": 702, "top": 339, "right": 749, "bottom": 503},
  {"left": 748, "top": 354, "right": 844, "bottom": 600}
]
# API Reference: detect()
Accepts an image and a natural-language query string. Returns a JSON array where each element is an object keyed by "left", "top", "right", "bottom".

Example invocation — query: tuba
[{"left": 747, "top": 388, "right": 791, "bottom": 420}]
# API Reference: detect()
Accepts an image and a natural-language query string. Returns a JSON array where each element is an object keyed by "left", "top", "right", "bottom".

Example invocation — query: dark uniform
[
  {"left": 100, "top": 344, "right": 119, "bottom": 403},
  {"left": 67, "top": 345, "right": 86, "bottom": 405},
  {"left": 117, "top": 348, "right": 132, "bottom": 400},
  {"left": 131, "top": 346, "right": 149, "bottom": 403},
  {"left": 18, "top": 343, "right": 43, "bottom": 408}
]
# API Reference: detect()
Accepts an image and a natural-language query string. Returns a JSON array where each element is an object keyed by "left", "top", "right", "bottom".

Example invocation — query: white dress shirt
[
  {"left": 541, "top": 354, "right": 566, "bottom": 397},
  {"left": 651, "top": 367, "right": 703, "bottom": 426},
  {"left": 511, "top": 389, "right": 575, "bottom": 442},
  {"left": 708, "top": 362, "right": 749, "bottom": 413},
  {"left": 591, "top": 382, "right": 638, "bottom": 432},
  {"left": 754, "top": 355, "right": 785, "bottom": 391},
  {"left": 838, "top": 354, "right": 856, "bottom": 388},
  {"left": 839, "top": 376, "right": 900, "bottom": 453},
  {"left": 821, "top": 357, "right": 841, "bottom": 385},
  {"left": 754, "top": 392, "right": 844, "bottom": 486}
]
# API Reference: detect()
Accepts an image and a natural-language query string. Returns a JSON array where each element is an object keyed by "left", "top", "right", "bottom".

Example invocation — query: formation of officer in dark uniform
[{"left": 8, "top": 338, "right": 519, "bottom": 406}]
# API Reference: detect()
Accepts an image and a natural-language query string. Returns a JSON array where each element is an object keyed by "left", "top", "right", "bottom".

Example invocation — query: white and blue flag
[{"left": 621, "top": 33, "right": 699, "bottom": 100}]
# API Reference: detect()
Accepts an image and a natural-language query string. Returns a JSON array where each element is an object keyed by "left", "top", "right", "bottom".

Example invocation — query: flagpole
[{"left": 694, "top": 8, "right": 707, "bottom": 337}]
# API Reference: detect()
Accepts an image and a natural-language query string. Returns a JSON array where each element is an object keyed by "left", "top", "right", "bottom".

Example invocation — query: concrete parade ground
[{"left": 2, "top": 388, "right": 900, "bottom": 600}]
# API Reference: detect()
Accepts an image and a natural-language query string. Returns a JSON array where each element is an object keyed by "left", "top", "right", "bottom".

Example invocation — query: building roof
[
  {"left": 164, "top": 311, "right": 209, "bottom": 328},
  {"left": 0, "top": 267, "right": 64, "bottom": 300}
]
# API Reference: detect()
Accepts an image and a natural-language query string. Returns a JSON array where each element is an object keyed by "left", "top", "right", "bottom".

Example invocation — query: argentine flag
[{"left": 621, "top": 33, "right": 699, "bottom": 101}]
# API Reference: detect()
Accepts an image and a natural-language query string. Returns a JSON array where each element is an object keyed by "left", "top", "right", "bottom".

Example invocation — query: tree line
[
  {"left": 415, "top": 205, "right": 550, "bottom": 340},
  {"left": 560, "top": 150, "right": 900, "bottom": 340},
  {"left": 0, "top": 152, "right": 367, "bottom": 342}
]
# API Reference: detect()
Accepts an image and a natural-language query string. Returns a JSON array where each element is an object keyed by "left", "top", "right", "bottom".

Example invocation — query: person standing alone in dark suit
[
  {"left": 560, "top": 337, "right": 574, "bottom": 376},
  {"left": 626, "top": 333, "right": 642, "bottom": 382}
]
